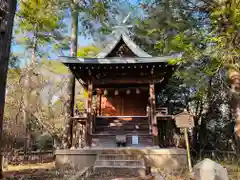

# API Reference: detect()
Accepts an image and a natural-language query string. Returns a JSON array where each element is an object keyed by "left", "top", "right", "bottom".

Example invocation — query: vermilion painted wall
[{"left": 101, "top": 91, "right": 148, "bottom": 116}]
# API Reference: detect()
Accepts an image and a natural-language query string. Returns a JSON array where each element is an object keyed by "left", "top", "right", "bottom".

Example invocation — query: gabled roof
[
  {"left": 59, "top": 54, "right": 181, "bottom": 64},
  {"left": 58, "top": 30, "right": 182, "bottom": 65},
  {"left": 95, "top": 32, "right": 152, "bottom": 58}
]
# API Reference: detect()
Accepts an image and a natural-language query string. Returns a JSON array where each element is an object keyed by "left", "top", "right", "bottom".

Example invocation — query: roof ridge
[
  {"left": 121, "top": 32, "right": 152, "bottom": 58},
  {"left": 95, "top": 31, "right": 152, "bottom": 58}
]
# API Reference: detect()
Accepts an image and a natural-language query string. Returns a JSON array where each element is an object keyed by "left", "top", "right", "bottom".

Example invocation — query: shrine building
[{"left": 55, "top": 29, "right": 187, "bottom": 173}]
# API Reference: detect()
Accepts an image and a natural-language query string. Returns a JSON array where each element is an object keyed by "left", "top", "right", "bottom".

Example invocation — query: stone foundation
[{"left": 55, "top": 148, "right": 187, "bottom": 172}]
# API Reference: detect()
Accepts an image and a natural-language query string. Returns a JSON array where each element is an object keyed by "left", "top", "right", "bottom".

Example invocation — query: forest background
[{"left": 2, "top": 0, "right": 240, "bottom": 156}]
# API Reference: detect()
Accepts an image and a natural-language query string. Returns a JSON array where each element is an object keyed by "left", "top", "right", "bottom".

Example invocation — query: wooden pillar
[
  {"left": 96, "top": 89, "right": 101, "bottom": 116},
  {"left": 149, "top": 82, "right": 158, "bottom": 146},
  {"left": 72, "top": 120, "right": 78, "bottom": 148},
  {"left": 149, "top": 83, "right": 156, "bottom": 124},
  {"left": 86, "top": 79, "right": 93, "bottom": 147},
  {"left": 99, "top": 94, "right": 102, "bottom": 115},
  {"left": 147, "top": 106, "right": 151, "bottom": 134},
  {"left": 184, "top": 128, "right": 193, "bottom": 172},
  {"left": 70, "top": 78, "right": 75, "bottom": 148}
]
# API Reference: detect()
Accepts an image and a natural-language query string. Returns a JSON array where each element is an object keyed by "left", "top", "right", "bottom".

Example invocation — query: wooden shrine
[{"left": 59, "top": 31, "right": 181, "bottom": 148}]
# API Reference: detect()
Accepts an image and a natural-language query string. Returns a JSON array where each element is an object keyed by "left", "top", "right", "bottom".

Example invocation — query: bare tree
[
  {"left": 4, "top": 64, "right": 71, "bottom": 152},
  {"left": 62, "top": 2, "right": 78, "bottom": 149}
]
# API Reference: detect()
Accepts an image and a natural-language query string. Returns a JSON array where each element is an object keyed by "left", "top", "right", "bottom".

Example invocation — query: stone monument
[{"left": 193, "top": 158, "right": 229, "bottom": 180}]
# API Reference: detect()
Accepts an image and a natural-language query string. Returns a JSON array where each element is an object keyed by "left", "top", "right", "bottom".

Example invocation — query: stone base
[{"left": 55, "top": 147, "right": 187, "bottom": 172}]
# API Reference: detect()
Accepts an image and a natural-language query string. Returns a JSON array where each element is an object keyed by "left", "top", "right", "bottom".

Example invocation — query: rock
[
  {"left": 193, "top": 158, "right": 229, "bottom": 180},
  {"left": 155, "top": 174, "right": 165, "bottom": 180}
]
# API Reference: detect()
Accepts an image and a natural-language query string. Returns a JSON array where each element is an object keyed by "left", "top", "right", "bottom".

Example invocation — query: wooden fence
[
  {"left": 6, "top": 150, "right": 54, "bottom": 165},
  {"left": 197, "top": 150, "right": 238, "bottom": 163}
]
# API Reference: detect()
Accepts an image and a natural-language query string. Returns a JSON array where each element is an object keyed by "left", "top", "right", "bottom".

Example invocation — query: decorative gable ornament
[
  {"left": 174, "top": 109, "right": 194, "bottom": 128},
  {"left": 95, "top": 13, "right": 152, "bottom": 59}
]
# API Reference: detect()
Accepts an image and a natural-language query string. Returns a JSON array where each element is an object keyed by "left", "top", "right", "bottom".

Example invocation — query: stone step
[
  {"left": 94, "top": 153, "right": 146, "bottom": 176},
  {"left": 97, "top": 154, "right": 141, "bottom": 160},
  {"left": 93, "top": 167, "right": 146, "bottom": 177},
  {"left": 94, "top": 160, "right": 145, "bottom": 167}
]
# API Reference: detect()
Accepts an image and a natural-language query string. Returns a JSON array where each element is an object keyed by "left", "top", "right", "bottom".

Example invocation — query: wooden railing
[
  {"left": 156, "top": 107, "right": 168, "bottom": 116},
  {"left": 6, "top": 150, "right": 54, "bottom": 165},
  {"left": 74, "top": 108, "right": 87, "bottom": 118}
]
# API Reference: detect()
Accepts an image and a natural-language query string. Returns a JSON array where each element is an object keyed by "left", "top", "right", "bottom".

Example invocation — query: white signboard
[{"left": 132, "top": 135, "right": 139, "bottom": 145}]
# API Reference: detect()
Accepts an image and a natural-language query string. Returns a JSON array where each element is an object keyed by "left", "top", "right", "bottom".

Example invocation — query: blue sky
[{"left": 11, "top": 0, "right": 141, "bottom": 65}]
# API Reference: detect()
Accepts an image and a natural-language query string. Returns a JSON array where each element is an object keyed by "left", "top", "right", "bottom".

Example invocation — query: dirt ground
[
  {"left": 2, "top": 162, "right": 240, "bottom": 180},
  {"left": 2, "top": 162, "right": 77, "bottom": 180}
]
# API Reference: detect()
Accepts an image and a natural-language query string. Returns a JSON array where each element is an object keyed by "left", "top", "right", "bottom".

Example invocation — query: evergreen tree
[{"left": 135, "top": 0, "right": 239, "bottom": 153}]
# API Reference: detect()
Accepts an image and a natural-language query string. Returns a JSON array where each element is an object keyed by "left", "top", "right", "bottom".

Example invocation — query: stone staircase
[{"left": 93, "top": 153, "right": 146, "bottom": 176}]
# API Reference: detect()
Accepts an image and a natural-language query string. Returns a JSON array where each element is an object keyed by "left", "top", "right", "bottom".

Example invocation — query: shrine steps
[
  {"left": 93, "top": 153, "right": 146, "bottom": 176},
  {"left": 91, "top": 134, "right": 153, "bottom": 148},
  {"left": 55, "top": 148, "right": 188, "bottom": 174}
]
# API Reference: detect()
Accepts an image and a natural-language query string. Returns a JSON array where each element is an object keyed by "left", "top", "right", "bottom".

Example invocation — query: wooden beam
[
  {"left": 149, "top": 82, "right": 158, "bottom": 145},
  {"left": 99, "top": 94, "right": 102, "bottom": 115},
  {"left": 93, "top": 84, "right": 150, "bottom": 89},
  {"left": 96, "top": 90, "right": 101, "bottom": 116},
  {"left": 149, "top": 83, "right": 156, "bottom": 123},
  {"left": 184, "top": 128, "right": 193, "bottom": 172},
  {"left": 93, "top": 77, "right": 164, "bottom": 85},
  {"left": 86, "top": 79, "right": 93, "bottom": 147}
]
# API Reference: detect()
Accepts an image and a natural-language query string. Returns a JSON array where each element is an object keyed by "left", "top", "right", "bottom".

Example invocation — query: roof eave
[{"left": 58, "top": 54, "right": 182, "bottom": 65}]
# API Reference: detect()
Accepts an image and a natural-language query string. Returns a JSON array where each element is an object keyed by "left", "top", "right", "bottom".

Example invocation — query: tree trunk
[
  {"left": 229, "top": 70, "right": 240, "bottom": 154},
  {"left": 0, "top": 0, "right": 17, "bottom": 178},
  {"left": 192, "top": 99, "right": 203, "bottom": 156},
  {"left": 199, "top": 77, "right": 212, "bottom": 152},
  {"left": 22, "top": 67, "right": 31, "bottom": 158},
  {"left": 32, "top": 113, "right": 62, "bottom": 148},
  {"left": 62, "top": 5, "right": 78, "bottom": 149},
  {"left": 23, "top": 30, "right": 37, "bottom": 157}
]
